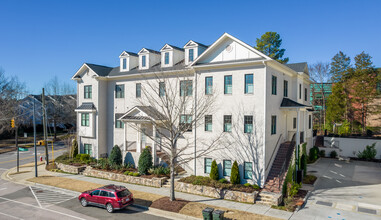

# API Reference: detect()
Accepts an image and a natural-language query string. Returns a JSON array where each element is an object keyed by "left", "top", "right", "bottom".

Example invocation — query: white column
[
  {"left": 136, "top": 123, "right": 141, "bottom": 153},
  {"left": 296, "top": 109, "right": 300, "bottom": 171},
  {"left": 152, "top": 125, "right": 157, "bottom": 166},
  {"left": 124, "top": 122, "right": 127, "bottom": 151}
]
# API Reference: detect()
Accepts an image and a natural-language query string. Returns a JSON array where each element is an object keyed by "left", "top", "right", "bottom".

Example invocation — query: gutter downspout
[
  {"left": 262, "top": 61, "right": 267, "bottom": 187},
  {"left": 194, "top": 70, "right": 197, "bottom": 176}
]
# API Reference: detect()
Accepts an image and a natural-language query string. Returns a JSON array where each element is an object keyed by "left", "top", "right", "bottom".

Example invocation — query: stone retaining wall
[
  {"left": 82, "top": 166, "right": 166, "bottom": 188},
  {"left": 56, "top": 163, "right": 86, "bottom": 174},
  {"left": 174, "top": 182, "right": 258, "bottom": 203}
]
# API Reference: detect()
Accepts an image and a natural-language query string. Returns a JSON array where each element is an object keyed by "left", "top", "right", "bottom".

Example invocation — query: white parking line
[
  {"left": 29, "top": 186, "right": 42, "bottom": 208},
  {"left": 0, "top": 211, "right": 23, "bottom": 220},
  {"left": 30, "top": 186, "right": 76, "bottom": 208}
]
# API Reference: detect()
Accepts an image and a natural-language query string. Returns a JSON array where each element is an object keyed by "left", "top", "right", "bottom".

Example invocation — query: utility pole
[
  {"left": 33, "top": 99, "right": 38, "bottom": 177},
  {"left": 16, "top": 124, "right": 19, "bottom": 173},
  {"left": 42, "top": 88, "right": 49, "bottom": 165}
]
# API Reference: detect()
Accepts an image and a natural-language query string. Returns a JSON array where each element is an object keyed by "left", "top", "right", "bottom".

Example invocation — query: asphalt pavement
[{"left": 0, "top": 142, "right": 170, "bottom": 220}]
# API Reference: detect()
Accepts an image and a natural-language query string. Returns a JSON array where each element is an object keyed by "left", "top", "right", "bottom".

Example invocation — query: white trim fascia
[
  {"left": 103, "top": 68, "right": 195, "bottom": 80},
  {"left": 266, "top": 61, "right": 299, "bottom": 77},
  {"left": 183, "top": 40, "right": 199, "bottom": 48},
  {"left": 160, "top": 44, "right": 173, "bottom": 52},
  {"left": 189, "top": 33, "right": 272, "bottom": 67},
  {"left": 118, "top": 106, "right": 155, "bottom": 122},
  {"left": 71, "top": 63, "right": 94, "bottom": 80},
  {"left": 75, "top": 109, "right": 96, "bottom": 113},
  {"left": 192, "top": 59, "right": 265, "bottom": 70}
]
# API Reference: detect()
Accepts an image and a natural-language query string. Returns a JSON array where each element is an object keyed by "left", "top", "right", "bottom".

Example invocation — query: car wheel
[
  {"left": 80, "top": 198, "right": 88, "bottom": 207},
  {"left": 106, "top": 203, "right": 114, "bottom": 213}
]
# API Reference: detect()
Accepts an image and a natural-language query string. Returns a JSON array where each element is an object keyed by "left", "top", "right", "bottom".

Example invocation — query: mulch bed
[
  {"left": 294, "top": 189, "right": 308, "bottom": 201},
  {"left": 150, "top": 197, "right": 189, "bottom": 213}
]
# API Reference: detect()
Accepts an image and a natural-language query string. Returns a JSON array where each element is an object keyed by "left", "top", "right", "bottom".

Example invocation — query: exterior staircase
[
  {"left": 262, "top": 141, "right": 295, "bottom": 194},
  {"left": 156, "top": 150, "right": 187, "bottom": 175}
]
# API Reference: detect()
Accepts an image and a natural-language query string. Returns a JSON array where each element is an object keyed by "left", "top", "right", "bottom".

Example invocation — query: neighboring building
[
  {"left": 18, "top": 94, "right": 76, "bottom": 129},
  {"left": 310, "top": 83, "right": 332, "bottom": 132},
  {"left": 72, "top": 33, "right": 312, "bottom": 188}
]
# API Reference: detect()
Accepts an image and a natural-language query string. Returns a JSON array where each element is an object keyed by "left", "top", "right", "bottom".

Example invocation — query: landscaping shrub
[
  {"left": 123, "top": 162, "right": 135, "bottom": 169},
  {"left": 79, "top": 154, "right": 90, "bottom": 162},
  {"left": 75, "top": 154, "right": 81, "bottom": 160},
  {"left": 133, "top": 172, "right": 140, "bottom": 177},
  {"left": 319, "top": 150, "right": 325, "bottom": 158},
  {"left": 98, "top": 158, "right": 109, "bottom": 169},
  {"left": 138, "top": 147, "right": 153, "bottom": 174},
  {"left": 301, "top": 143, "right": 307, "bottom": 176},
  {"left": 244, "top": 183, "right": 251, "bottom": 187},
  {"left": 218, "top": 178, "right": 228, "bottom": 183},
  {"left": 210, "top": 160, "right": 219, "bottom": 180},
  {"left": 330, "top": 150, "right": 337, "bottom": 158},
  {"left": 152, "top": 166, "right": 170, "bottom": 175},
  {"left": 124, "top": 171, "right": 129, "bottom": 175},
  {"left": 252, "top": 184, "right": 260, "bottom": 190},
  {"left": 357, "top": 143, "right": 377, "bottom": 160},
  {"left": 71, "top": 137, "right": 78, "bottom": 158},
  {"left": 287, "top": 182, "right": 301, "bottom": 198},
  {"left": 109, "top": 145, "right": 122, "bottom": 166},
  {"left": 230, "top": 161, "right": 240, "bottom": 184},
  {"left": 282, "top": 160, "right": 294, "bottom": 196},
  {"left": 55, "top": 153, "right": 70, "bottom": 164},
  {"left": 303, "top": 175, "right": 317, "bottom": 184},
  {"left": 309, "top": 146, "right": 319, "bottom": 162}
]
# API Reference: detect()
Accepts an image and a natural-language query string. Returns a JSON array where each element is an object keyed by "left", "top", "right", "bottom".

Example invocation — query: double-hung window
[
  {"left": 271, "top": 115, "right": 277, "bottom": 135},
  {"left": 244, "top": 162, "right": 253, "bottom": 179},
  {"left": 305, "top": 88, "right": 308, "bottom": 101},
  {"left": 159, "top": 82, "right": 165, "bottom": 97},
  {"left": 204, "top": 158, "right": 212, "bottom": 174},
  {"left": 136, "top": 83, "right": 141, "bottom": 98},
  {"left": 84, "top": 85, "right": 92, "bottom": 99},
  {"left": 122, "top": 58, "right": 127, "bottom": 69},
  {"left": 293, "top": 117, "right": 297, "bottom": 129},
  {"left": 224, "top": 75, "right": 232, "bottom": 94},
  {"left": 205, "top": 115, "right": 212, "bottom": 131},
  {"left": 115, "top": 84, "right": 124, "bottom": 98},
  {"left": 309, "top": 115, "right": 312, "bottom": 129},
  {"left": 245, "top": 74, "right": 253, "bottom": 94},
  {"left": 271, "top": 75, "right": 277, "bottom": 95},
  {"left": 299, "top": 84, "right": 302, "bottom": 99},
  {"left": 115, "top": 114, "right": 124, "bottom": 129},
  {"left": 84, "top": 144, "right": 92, "bottom": 155},
  {"left": 180, "top": 80, "right": 192, "bottom": 96},
  {"left": 284, "top": 80, "right": 288, "bottom": 97},
  {"left": 244, "top": 115, "right": 253, "bottom": 133},
  {"left": 81, "top": 113, "right": 89, "bottom": 127},
  {"left": 223, "top": 115, "right": 232, "bottom": 132},
  {"left": 223, "top": 160, "right": 232, "bottom": 176},
  {"left": 142, "top": 55, "right": 146, "bottom": 67},
  {"left": 180, "top": 115, "right": 192, "bottom": 132},
  {"left": 205, "top": 77, "right": 213, "bottom": 95},
  {"left": 164, "top": 52, "right": 169, "bottom": 65},
  {"left": 189, "top": 49, "right": 194, "bottom": 62}
]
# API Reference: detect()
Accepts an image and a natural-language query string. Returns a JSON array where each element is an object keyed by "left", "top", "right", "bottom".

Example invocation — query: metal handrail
[
  {"left": 278, "top": 134, "right": 296, "bottom": 190},
  {"left": 265, "top": 134, "right": 283, "bottom": 172}
]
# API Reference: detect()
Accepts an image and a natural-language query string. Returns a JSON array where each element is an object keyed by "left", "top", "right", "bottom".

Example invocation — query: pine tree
[
  {"left": 255, "top": 32, "right": 289, "bottom": 63},
  {"left": 330, "top": 51, "right": 351, "bottom": 82},
  {"left": 210, "top": 160, "right": 219, "bottom": 180},
  {"left": 326, "top": 82, "right": 346, "bottom": 126},
  {"left": 230, "top": 161, "right": 240, "bottom": 184},
  {"left": 138, "top": 147, "right": 153, "bottom": 174}
]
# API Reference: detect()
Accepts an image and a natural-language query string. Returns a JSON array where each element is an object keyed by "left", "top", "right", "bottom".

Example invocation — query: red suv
[{"left": 78, "top": 184, "right": 134, "bottom": 213}]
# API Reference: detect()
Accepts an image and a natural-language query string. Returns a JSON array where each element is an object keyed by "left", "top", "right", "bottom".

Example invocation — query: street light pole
[{"left": 33, "top": 99, "right": 38, "bottom": 177}]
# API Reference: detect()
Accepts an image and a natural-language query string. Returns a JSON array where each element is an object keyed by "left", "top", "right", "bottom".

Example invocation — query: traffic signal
[{"left": 11, "top": 118, "right": 15, "bottom": 128}]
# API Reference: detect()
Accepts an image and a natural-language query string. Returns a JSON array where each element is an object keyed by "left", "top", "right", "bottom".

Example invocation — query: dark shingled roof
[
  {"left": 165, "top": 44, "right": 185, "bottom": 51},
  {"left": 280, "top": 98, "right": 308, "bottom": 108},
  {"left": 86, "top": 63, "right": 113, "bottom": 77},
  {"left": 142, "top": 48, "right": 161, "bottom": 55},
  {"left": 285, "top": 62, "right": 308, "bottom": 75},
  {"left": 122, "top": 51, "right": 138, "bottom": 57},
  {"left": 76, "top": 102, "right": 96, "bottom": 110},
  {"left": 108, "top": 59, "right": 186, "bottom": 77},
  {"left": 193, "top": 41, "right": 208, "bottom": 48}
]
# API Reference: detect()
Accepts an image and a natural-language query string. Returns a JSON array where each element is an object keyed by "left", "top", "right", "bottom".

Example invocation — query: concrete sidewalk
[{"left": 2, "top": 163, "right": 293, "bottom": 220}]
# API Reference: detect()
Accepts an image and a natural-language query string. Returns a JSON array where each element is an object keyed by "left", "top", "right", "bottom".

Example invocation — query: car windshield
[{"left": 116, "top": 189, "right": 131, "bottom": 198}]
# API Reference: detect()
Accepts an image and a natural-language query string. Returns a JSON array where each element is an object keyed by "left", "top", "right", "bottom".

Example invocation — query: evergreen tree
[
  {"left": 210, "top": 160, "right": 219, "bottom": 180},
  {"left": 255, "top": 32, "right": 289, "bottom": 63},
  {"left": 330, "top": 51, "right": 351, "bottom": 82},
  {"left": 109, "top": 145, "right": 122, "bottom": 166},
  {"left": 326, "top": 82, "right": 346, "bottom": 126},
  {"left": 138, "top": 147, "right": 153, "bottom": 174},
  {"left": 230, "top": 161, "right": 240, "bottom": 184}
]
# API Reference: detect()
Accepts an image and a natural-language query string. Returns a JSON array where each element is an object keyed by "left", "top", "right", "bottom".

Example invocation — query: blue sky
[{"left": 0, "top": 0, "right": 380, "bottom": 94}]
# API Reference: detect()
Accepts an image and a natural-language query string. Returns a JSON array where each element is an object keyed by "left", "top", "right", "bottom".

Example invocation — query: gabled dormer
[
  {"left": 119, "top": 51, "right": 139, "bottom": 72},
  {"left": 138, "top": 48, "right": 161, "bottom": 70},
  {"left": 183, "top": 40, "right": 208, "bottom": 65},
  {"left": 160, "top": 44, "right": 185, "bottom": 68}
]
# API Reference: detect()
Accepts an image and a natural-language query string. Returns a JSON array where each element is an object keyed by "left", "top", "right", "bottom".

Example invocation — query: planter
[
  {"left": 174, "top": 182, "right": 258, "bottom": 203},
  {"left": 82, "top": 166, "right": 167, "bottom": 188},
  {"left": 56, "top": 163, "right": 86, "bottom": 174}
]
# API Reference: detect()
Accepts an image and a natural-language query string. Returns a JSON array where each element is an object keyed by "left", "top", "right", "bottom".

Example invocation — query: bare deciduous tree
[
  {"left": 309, "top": 62, "right": 331, "bottom": 134},
  {"left": 0, "top": 68, "right": 27, "bottom": 137},
  {"left": 126, "top": 71, "right": 225, "bottom": 201}
]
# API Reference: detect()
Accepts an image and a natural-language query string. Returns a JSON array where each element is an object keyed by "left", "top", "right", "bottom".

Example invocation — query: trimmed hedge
[
  {"left": 109, "top": 145, "right": 122, "bottom": 166},
  {"left": 138, "top": 147, "right": 153, "bottom": 174},
  {"left": 210, "top": 160, "right": 219, "bottom": 180},
  {"left": 230, "top": 161, "right": 240, "bottom": 184}
]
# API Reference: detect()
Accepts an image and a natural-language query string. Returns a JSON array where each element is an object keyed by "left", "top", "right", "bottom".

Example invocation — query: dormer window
[
  {"left": 189, "top": 49, "right": 194, "bottom": 62},
  {"left": 122, "top": 58, "right": 127, "bottom": 70},
  {"left": 142, "top": 55, "right": 146, "bottom": 67},
  {"left": 165, "top": 52, "right": 169, "bottom": 65}
]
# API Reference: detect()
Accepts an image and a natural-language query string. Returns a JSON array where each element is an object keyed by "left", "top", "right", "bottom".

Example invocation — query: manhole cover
[
  {"left": 316, "top": 201, "right": 332, "bottom": 207},
  {"left": 358, "top": 207, "right": 377, "bottom": 215}
]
